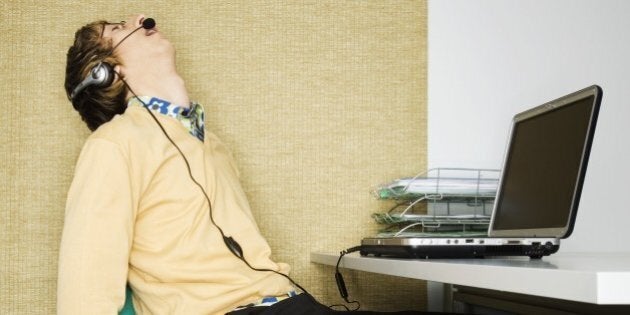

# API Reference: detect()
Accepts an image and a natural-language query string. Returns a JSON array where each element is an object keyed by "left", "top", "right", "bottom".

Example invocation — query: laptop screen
[{"left": 490, "top": 87, "right": 601, "bottom": 238}]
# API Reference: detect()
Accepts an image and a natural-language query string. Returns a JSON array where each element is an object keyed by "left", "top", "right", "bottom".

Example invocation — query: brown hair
[{"left": 64, "top": 21, "right": 127, "bottom": 131}]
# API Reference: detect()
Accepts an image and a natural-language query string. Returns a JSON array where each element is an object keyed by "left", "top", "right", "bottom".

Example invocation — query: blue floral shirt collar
[{"left": 127, "top": 96, "right": 205, "bottom": 142}]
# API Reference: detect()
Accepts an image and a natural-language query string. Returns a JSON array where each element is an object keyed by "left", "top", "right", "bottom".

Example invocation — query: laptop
[{"left": 361, "top": 85, "right": 602, "bottom": 259}]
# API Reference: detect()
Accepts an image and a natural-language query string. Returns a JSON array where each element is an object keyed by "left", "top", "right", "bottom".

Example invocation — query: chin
[{"left": 151, "top": 40, "right": 176, "bottom": 58}]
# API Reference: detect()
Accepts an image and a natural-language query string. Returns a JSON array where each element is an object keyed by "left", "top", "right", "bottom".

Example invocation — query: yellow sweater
[{"left": 58, "top": 106, "right": 292, "bottom": 314}]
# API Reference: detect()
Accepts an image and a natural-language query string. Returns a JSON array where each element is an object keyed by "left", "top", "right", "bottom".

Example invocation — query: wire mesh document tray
[
  {"left": 374, "top": 215, "right": 491, "bottom": 237},
  {"left": 372, "top": 168, "right": 500, "bottom": 237},
  {"left": 374, "top": 168, "right": 500, "bottom": 201}
]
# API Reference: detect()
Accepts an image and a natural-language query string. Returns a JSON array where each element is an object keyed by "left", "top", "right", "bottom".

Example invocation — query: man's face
[{"left": 101, "top": 14, "right": 173, "bottom": 67}]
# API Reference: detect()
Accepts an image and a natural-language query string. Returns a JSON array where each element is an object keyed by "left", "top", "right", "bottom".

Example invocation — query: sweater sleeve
[{"left": 58, "top": 139, "right": 136, "bottom": 314}]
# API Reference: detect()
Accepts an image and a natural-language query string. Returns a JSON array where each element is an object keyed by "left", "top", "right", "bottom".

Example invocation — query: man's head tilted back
[
  {"left": 65, "top": 19, "right": 128, "bottom": 131},
  {"left": 66, "top": 14, "right": 167, "bottom": 130}
]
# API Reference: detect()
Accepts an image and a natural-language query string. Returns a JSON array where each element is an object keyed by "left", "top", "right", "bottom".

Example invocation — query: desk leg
[{"left": 427, "top": 281, "right": 453, "bottom": 312}]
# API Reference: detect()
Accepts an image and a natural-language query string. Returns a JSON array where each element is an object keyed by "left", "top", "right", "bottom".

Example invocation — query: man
[{"left": 59, "top": 14, "right": 426, "bottom": 315}]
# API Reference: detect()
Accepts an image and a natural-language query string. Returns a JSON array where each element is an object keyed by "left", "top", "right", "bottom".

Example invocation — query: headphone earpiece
[{"left": 70, "top": 62, "right": 115, "bottom": 100}]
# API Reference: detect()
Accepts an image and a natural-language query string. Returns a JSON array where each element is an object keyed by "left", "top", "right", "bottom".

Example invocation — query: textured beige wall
[{"left": 0, "top": 1, "right": 427, "bottom": 313}]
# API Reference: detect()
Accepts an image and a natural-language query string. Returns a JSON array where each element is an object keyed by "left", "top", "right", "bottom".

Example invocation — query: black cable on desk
[{"left": 330, "top": 246, "right": 363, "bottom": 311}]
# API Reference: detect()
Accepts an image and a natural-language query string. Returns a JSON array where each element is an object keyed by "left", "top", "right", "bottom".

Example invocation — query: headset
[
  {"left": 70, "top": 62, "right": 115, "bottom": 100},
  {"left": 69, "top": 17, "right": 321, "bottom": 302}
]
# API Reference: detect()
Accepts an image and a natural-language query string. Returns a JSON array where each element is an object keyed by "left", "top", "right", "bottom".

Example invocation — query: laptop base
[{"left": 360, "top": 238, "right": 559, "bottom": 259}]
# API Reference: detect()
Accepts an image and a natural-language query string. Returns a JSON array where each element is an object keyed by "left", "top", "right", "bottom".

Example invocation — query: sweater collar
[{"left": 127, "top": 96, "right": 204, "bottom": 142}]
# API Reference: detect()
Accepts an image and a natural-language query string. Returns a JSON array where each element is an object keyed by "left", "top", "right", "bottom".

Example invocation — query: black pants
[{"left": 225, "top": 293, "right": 442, "bottom": 315}]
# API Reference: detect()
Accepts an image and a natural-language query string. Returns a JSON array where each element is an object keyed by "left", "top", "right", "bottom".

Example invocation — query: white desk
[{"left": 311, "top": 251, "right": 630, "bottom": 307}]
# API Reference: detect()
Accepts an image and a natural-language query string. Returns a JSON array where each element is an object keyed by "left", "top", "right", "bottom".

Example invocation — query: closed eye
[
  {"left": 110, "top": 21, "right": 125, "bottom": 32},
  {"left": 101, "top": 21, "right": 126, "bottom": 38}
]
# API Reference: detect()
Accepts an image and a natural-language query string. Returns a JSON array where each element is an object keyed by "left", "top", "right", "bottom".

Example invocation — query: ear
[{"left": 113, "top": 65, "right": 123, "bottom": 82}]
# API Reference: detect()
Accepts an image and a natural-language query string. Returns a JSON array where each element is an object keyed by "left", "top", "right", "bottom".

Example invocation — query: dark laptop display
[
  {"left": 361, "top": 85, "right": 602, "bottom": 259},
  {"left": 490, "top": 91, "right": 597, "bottom": 237}
]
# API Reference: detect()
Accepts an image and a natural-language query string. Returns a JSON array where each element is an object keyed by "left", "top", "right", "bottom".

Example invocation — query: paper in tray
[
  {"left": 375, "top": 230, "right": 489, "bottom": 238},
  {"left": 372, "top": 213, "right": 491, "bottom": 225}
]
